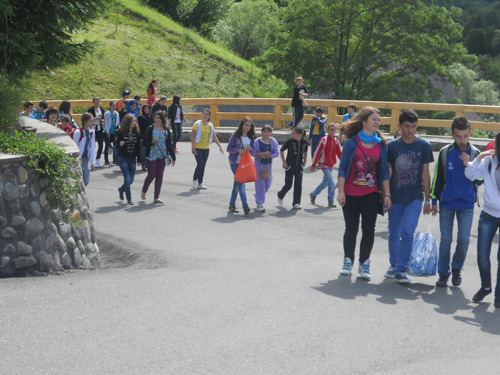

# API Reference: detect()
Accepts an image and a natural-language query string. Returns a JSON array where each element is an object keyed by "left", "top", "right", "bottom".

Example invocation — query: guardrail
[{"left": 34, "top": 98, "right": 500, "bottom": 133}]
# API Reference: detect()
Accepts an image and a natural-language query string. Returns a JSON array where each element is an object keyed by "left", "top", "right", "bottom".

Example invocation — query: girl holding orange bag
[{"left": 227, "top": 117, "right": 257, "bottom": 215}]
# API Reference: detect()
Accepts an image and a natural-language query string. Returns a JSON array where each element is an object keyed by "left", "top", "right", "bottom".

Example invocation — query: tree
[
  {"left": 258, "top": 0, "right": 471, "bottom": 101},
  {"left": 449, "top": 63, "right": 499, "bottom": 106},
  {"left": 0, "top": 0, "right": 105, "bottom": 80},
  {"left": 213, "top": 0, "right": 278, "bottom": 60}
]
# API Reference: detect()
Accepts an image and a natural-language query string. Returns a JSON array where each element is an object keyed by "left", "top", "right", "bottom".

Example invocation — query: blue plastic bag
[{"left": 407, "top": 218, "right": 437, "bottom": 277}]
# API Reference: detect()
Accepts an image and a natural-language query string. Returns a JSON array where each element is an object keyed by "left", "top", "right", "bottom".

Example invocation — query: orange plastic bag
[{"left": 234, "top": 150, "right": 258, "bottom": 183}]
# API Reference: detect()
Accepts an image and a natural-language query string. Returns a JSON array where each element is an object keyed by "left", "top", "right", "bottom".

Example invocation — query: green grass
[{"left": 22, "top": 0, "right": 287, "bottom": 102}]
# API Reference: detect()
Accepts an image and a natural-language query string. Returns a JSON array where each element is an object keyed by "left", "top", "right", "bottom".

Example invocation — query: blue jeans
[
  {"left": 388, "top": 199, "right": 422, "bottom": 273},
  {"left": 140, "top": 144, "right": 147, "bottom": 167},
  {"left": 313, "top": 168, "right": 337, "bottom": 201},
  {"left": 438, "top": 207, "right": 474, "bottom": 276},
  {"left": 230, "top": 163, "right": 248, "bottom": 208},
  {"left": 310, "top": 135, "right": 321, "bottom": 158},
  {"left": 81, "top": 157, "right": 90, "bottom": 186},
  {"left": 119, "top": 156, "right": 137, "bottom": 201},
  {"left": 193, "top": 148, "right": 210, "bottom": 184},
  {"left": 477, "top": 210, "right": 500, "bottom": 296},
  {"left": 172, "top": 123, "right": 182, "bottom": 149}
]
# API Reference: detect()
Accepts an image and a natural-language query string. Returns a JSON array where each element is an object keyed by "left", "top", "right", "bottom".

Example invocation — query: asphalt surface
[{"left": 1, "top": 140, "right": 499, "bottom": 375}]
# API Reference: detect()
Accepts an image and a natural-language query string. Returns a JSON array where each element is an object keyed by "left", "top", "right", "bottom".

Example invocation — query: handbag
[
  {"left": 234, "top": 150, "right": 258, "bottom": 183},
  {"left": 260, "top": 167, "right": 270, "bottom": 180}
]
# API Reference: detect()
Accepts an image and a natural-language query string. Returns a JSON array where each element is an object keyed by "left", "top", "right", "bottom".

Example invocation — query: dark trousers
[
  {"left": 172, "top": 123, "right": 182, "bottom": 149},
  {"left": 95, "top": 130, "right": 104, "bottom": 161},
  {"left": 292, "top": 106, "right": 304, "bottom": 127},
  {"left": 142, "top": 158, "right": 166, "bottom": 199},
  {"left": 193, "top": 148, "right": 210, "bottom": 184},
  {"left": 278, "top": 165, "right": 303, "bottom": 205},
  {"left": 104, "top": 133, "right": 115, "bottom": 163},
  {"left": 342, "top": 193, "right": 379, "bottom": 263}
]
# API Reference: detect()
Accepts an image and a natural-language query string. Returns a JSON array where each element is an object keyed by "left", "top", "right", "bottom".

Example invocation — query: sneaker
[
  {"left": 127, "top": 200, "right": 133, "bottom": 206},
  {"left": 277, "top": 195, "right": 283, "bottom": 205},
  {"left": 451, "top": 269, "right": 462, "bottom": 287},
  {"left": 243, "top": 206, "right": 250, "bottom": 215},
  {"left": 358, "top": 259, "right": 371, "bottom": 280},
  {"left": 96, "top": 160, "right": 103, "bottom": 168},
  {"left": 395, "top": 272, "right": 411, "bottom": 284},
  {"left": 310, "top": 192, "right": 316, "bottom": 204},
  {"left": 228, "top": 205, "right": 239, "bottom": 213},
  {"left": 154, "top": 198, "right": 163, "bottom": 204},
  {"left": 192, "top": 180, "right": 198, "bottom": 189},
  {"left": 141, "top": 191, "right": 146, "bottom": 200},
  {"left": 118, "top": 187, "right": 124, "bottom": 201},
  {"left": 293, "top": 203, "right": 302, "bottom": 210},
  {"left": 105, "top": 161, "right": 110, "bottom": 166},
  {"left": 328, "top": 200, "right": 336, "bottom": 208},
  {"left": 256, "top": 204, "right": 265, "bottom": 212},
  {"left": 174, "top": 147, "right": 179, "bottom": 153},
  {"left": 472, "top": 287, "right": 491, "bottom": 303},
  {"left": 436, "top": 275, "right": 449, "bottom": 288},
  {"left": 197, "top": 183, "right": 207, "bottom": 190},
  {"left": 384, "top": 265, "right": 397, "bottom": 279},
  {"left": 340, "top": 257, "right": 353, "bottom": 276}
]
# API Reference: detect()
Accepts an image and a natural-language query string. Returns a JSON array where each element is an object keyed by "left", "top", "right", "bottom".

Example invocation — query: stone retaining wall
[{"left": 0, "top": 118, "right": 100, "bottom": 275}]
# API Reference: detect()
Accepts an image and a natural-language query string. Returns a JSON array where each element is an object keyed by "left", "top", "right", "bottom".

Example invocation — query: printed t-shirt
[
  {"left": 388, "top": 137, "right": 434, "bottom": 204},
  {"left": 193, "top": 121, "right": 210, "bottom": 149},
  {"left": 236, "top": 136, "right": 251, "bottom": 163},
  {"left": 344, "top": 139, "right": 380, "bottom": 196},
  {"left": 175, "top": 107, "right": 181, "bottom": 123}
]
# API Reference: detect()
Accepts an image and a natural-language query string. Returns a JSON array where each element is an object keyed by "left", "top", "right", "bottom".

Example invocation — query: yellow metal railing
[{"left": 35, "top": 98, "right": 500, "bottom": 132}]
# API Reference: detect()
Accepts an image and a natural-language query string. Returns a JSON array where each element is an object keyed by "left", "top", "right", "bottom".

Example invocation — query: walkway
[{"left": 1, "top": 141, "right": 498, "bottom": 374}]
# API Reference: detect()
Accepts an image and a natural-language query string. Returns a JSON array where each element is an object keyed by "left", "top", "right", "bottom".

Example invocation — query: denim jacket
[{"left": 337, "top": 135, "right": 389, "bottom": 189}]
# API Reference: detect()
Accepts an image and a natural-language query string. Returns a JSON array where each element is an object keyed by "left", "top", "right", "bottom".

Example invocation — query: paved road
[{"left": 1, "top": 141, "right": 499, "bottom": 374}]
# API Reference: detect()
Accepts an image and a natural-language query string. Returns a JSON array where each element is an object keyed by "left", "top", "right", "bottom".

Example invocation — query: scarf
[{"left": 358, "top": 130, "right": 381, "bottom": 145}]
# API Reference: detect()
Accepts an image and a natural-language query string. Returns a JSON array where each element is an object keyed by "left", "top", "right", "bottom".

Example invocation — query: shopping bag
[
  {"left": 407, "top": 216, "right": 437, "bottom": 277},
  {"left": 234, "top": 150, "right": 258, "bottom": 183}
]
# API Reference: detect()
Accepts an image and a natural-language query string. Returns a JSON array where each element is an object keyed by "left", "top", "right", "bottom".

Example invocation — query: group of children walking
[{"left": 55, "top": 94, "right": 500, "bottom": 308}]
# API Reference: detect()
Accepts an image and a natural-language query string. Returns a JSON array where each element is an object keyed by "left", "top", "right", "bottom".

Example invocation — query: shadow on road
[{"left": 313, "top": 276, "right": 500, "bottom": 335}]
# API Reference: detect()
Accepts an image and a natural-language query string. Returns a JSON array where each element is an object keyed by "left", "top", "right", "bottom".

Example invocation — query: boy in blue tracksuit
[
  {"left": 308, "top": 107, "right": 327, "bottom": 158},
  {"left": 431, "top": 116, "right": 482, "bottom": 288}
]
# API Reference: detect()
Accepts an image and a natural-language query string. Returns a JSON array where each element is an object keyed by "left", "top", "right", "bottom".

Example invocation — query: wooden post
[
  {"left": 327, "top": 106, "right": 336, "bottom": 124},
  {"left": 211, "top": 103, "right": 219, "bottom": 128},
  {"left": 274, "top": 104, "right": 282, "bottom": 128},
  {"left": 390, "top": 108, "right": 400, "bottom": 134}
]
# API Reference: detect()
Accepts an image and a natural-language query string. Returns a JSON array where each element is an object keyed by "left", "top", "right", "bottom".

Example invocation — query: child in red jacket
[{"left": 310, "top": 123, "right": 342, "bottom": 207}]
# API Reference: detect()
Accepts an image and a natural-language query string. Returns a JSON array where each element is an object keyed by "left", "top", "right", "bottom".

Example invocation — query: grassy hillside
[{"left": 22, "top": 0, "right": 287, "bottom": 101}]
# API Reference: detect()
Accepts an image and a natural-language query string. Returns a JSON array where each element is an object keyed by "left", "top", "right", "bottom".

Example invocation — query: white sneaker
[
  {"left": 197, "top": 183, "right": 207, "bottom": 190},
  {"left": 96, "top": 160, "right": 103, "bottom": 168},
  {"left": 358, "top": 259, "right": 371, "bottom": 281},
  {"left": 293, "top": 203, "right": 302, "bottom": 210},
  {"left": 277, "top": 196, "right": 283, "bottom": 205},
  {"left": 256, "top": 204, "right": 265, "bottom": 212},
  {"left": 340, "top": 257, "right": 353, "bottom": 276},
  {"left": 141, "top": 191, "right": 146, "bottom": 200},
  {"left": 192, "top": 180, "right": 197, "bottom": 189}
]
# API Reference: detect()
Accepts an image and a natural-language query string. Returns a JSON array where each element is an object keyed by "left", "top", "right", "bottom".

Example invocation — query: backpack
[{"left": 70, "top": 127, "right": 92, "bottom": 143}]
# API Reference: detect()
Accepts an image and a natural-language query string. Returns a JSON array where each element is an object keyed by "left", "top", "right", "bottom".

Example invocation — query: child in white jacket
[{"left": 73, "top": 113, "right": 95, "bottom": 186}]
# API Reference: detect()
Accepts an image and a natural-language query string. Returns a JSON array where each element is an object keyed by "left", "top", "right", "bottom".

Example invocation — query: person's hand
[
  {"left": 311, "top": 166, "right": 316, "bottom": 172},
  {"left": 423, "top": 202, "right": 431, "bottom": 215},
  {"left": 120, "top": 141, "right": 125, "bottom": 146},
  {"left": 431, "top": 204, "right": 438, "bottom": 216},
  {"left": 262, "top": 151, "right": 271, "bottom": 158},
  {"left": 238, "top": 149, "right": 246, "bottom": 155},
  {"left": 192, "top": 147, "right": 197, "bottom": 155},
  {"left": 282, "top": 162, "right": 288, "bottom": 169},
  {"left": 478, "top": 149, "right": 495, "bottom": 161},
  {"left": 246, "top": 145, "right": 252, "bottom": 151},
  {"left": 90, "top": 165, "right": 95, "bottom": 171},
  {"left": 107, "top": 133, "right": 110, "bottom": 139},
  {"left": 337, "top": 192, "right": 346, "bottom": 207},
  {"left": 219, "top": 146, "right": 224, "bottom": 155},
  {"left": 384, "top": 195, "right": 392, "bottom": 212},
  {"left": 459, "top": 152, "right": 470, "bottom": 166},
  {"left": 171, "top": 161, "right": 175, "bottom": 167},
  {"left": 153, "top": 138, "right": 159, "bottom": 144}
]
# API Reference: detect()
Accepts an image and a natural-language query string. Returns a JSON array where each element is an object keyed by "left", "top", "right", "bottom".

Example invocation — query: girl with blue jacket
[{"left": 337, "top": 107, "right": 391, "bottom": 281}]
